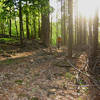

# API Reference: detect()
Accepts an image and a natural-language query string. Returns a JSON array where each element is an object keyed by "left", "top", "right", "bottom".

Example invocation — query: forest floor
[{"left": 0, "top": 39, "right": 90, "bottom": 100}]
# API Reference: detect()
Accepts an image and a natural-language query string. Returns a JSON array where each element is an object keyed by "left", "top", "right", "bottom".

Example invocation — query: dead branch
[{"left": 67, "top": 59, "right": 100, "bottom": 90}]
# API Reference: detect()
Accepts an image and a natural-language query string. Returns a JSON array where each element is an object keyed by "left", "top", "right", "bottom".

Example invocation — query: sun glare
[{"left": 78, "top": 0, "right": 100, "bottom": 18}]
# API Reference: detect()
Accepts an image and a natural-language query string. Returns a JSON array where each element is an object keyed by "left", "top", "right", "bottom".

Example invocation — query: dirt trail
[{"left": 0, "top": 42, "right": 88, "bottom": 100}]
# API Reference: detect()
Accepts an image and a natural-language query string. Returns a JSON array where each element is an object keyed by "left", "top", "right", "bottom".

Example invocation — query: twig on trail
[
  {"left": 67, "top": 59, "right": 100, "bottom": 90},
  {"left": 92, "top": 61, "right": 97, "bottom": 72},
  {"left": 67, "top": 60, "right": 89, "bottom": 77}
]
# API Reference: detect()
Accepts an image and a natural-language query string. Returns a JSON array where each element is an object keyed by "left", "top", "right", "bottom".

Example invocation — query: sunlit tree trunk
[
  {"left": 93, "top": 10, "right": 99, "bottom": 56},
  {"left": 41, "top": 13, "right": 50, "bottom": 47},
  {"left": 83, "top": 17, "right": 87, "bottom": 44},
  {"left": 9, "top": 7, "right": 12, "bottom": 37},
  {"left": 77, "top": 17, "right": 79, "bottom": 45},
  {"left": 15, "top": 17, "right": 18, "bottom": 38},
  {"left": 26, "top": 0, "right": 30, "bottom": 39},
  {"left": 89, "top": 18, "right": 94, "bottom": 69},
  {"left": 78, "top": 15, "right": 83, "bottom": 44},
  {"left": 74, "top": 0, "right": 78, "bottom": 46},
  {"left": 63, "top": 0, "right": 66, "bottom": 45},
  {"left": 38, "top": 16, "right": 41, "bottom": 38},
  {"left": 40, "top": 0, "right": 50, "bottom": 47},
  {"left": 1, "top": 21, "right": 5, "bottom": 35},
  {"left": 22, "top": 20, "right": 24, "bottom": 39},
  {"left": 9, "top": 19, "right": 11, "bottom": 37},
  {"left": 56, "top": 13, "right": 58, "bottom": 44},
  {"left": 3, "top": 21, "right": 5, "bottom": 35},
  {"left": 19, "top": 0, "right": 23, "bottom": 44},
  {"left": 61, "top": 0, "right": 63, "bottom": 45},
  {"left": 68, "top": 0, "right": 73, "bottom": 58},
  {"left": 29, "top": 14, "right": 33, "bottom": 39},
  {"left": 33, "top": 17, "right": 36, "bottom": 39},
  {"left": 50, "top": 14, "right": 52, "bottom": 44}
]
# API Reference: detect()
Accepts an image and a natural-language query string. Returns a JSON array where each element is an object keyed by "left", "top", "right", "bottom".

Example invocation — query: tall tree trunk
[
  {"left": 9, "top": 19, "right": 11, "bottom": 37},
  {"left": 41, "top": 13, "right": 50, "bottom": 47},
  {"left": 56, "top": 0, "right": 58, "bottom": 42},
  {"left": 77, "top": 16, "right": 79, "bottom": 45},
  {"left": 75, "top": 17, "right": 77, "bottom": 45},
  {"left": 38, "top": 8, "right": 41, "bottom": 38},
  {"left": 68, "top": 0, "right": 73, "bottom": 58},
  {"left": 61, "top": 0, "right": 64, "bottom": 45},
  {"left": 9, "top": 7, "right": 12, "bottom": 37},
  {"left": 19, "top": 0, "right": 23, "bottom": 44},
  {"left": 3, "top": 21, "right": 5, "bottom": 35},
  {"left": 30, "top": 15, "right": 33, "bottom": 39},
  {"left": 1, "top": 21, "right": 5, "bottom": 35},
  {"left": 76, "top": 0, "right": 79, "bottom": 46},
  {"left": 56, "top": 13, "right": 58, "bottom": 44},
  {"left": 89, "top": 18, "right": 94, "bottom": 69},
  {"left": 33, "top": 18, "right": 36, "bottom": 39},
  {"left": 63, "top": 0, "right": 66, "bottom": 45},
  {"left": 38, "top": 17, "right": 41, "bottom": 38},
  {"left": 50, "top": 14, "right": 52, "bottom": 44},
  {"left": 83, "top": 17, "right": 87, "bottom": 44},
  {"left": 79, "top": 16, "right": 83, "bottom": 44},
  {"left": 15, "top": 17, "right": 18, "bottom": 38},
  {"left": 74, "top": 0, "right": 78, "bottom": 46},
  {"left": 93, "top": 10, "right": 99, "bottom": 56},
  {"left": 40, "top": 0, "right": 50, "bottom": 47},
  {"left": 26, "top": 16, "right": 30, "bottom": 39},
  {"left": 22, "top": 20, "right": 24, "bottom": 39},
  {"left": 26, "top": 0, "right": 30, "bottom": 39}
]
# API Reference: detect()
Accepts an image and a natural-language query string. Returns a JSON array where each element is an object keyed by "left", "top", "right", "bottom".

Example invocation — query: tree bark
[
  {"left": 93, "top": 10, "right": 99, "bottom": 56},
  {"left": 63, "top": 0, "right": 66, "bottom": 45},
  {"left": 61, "top": 0, "right": 64, "bottom": 45},
  {"left": 79, "top": 16, "right": 83, "bottom": 44},
  {"left": 41, "top": 13, "right": 50, "bottom": 47},
  {"left": 9, "top": 7, "right": 12, "bottom": 37},
  {"left": 15, "top": 17, "right": 18, "bottom": 38},
  {"left": 26, "top": 0, "right": 30, "bottom": 39},
  {"left": 68, "top": 0, "right": 73, "bottom": 58},
  {"left": 83, "top": 17, "right": 87, "bottom": 44},
  {"left": 50, "top": 14, "right": 52, "bottom": 44},
  {"left": 19, "top": 0, "right": 23, "bottom": 44},
  {"left": 33, "top": 18, "right": 36, "bottom": 39},
  {"left": 89, "top": 18, "right": 94, "bottom": 69},
  {"left": 38, "top": 17, "right": 41, "bottom": 38},
  {"left": 40, "top": 0, "right": 50, "bottom": 47},
  {"left": 9, "top": 18, "right": 12, "bottom": 37}
]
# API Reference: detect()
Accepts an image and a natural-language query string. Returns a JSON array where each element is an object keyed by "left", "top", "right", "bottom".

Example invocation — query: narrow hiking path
[{"left": 0, "top": 41, "right": 88, "bottom": 100}]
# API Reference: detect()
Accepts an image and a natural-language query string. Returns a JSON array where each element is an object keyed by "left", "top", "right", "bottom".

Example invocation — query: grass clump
[
  {"left": 0, "top": 38, "right": 18, "bottom": 44},
  {"left": 65, "top": 72, "right": 75, "bottom": 80},
  {"left": 15, "top": 80, "right": 23, "bottom": 85}
]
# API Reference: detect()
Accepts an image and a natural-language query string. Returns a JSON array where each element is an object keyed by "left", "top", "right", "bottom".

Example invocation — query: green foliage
[
  {"left": 0, "top": 38, "right": 18, "bottom": 43},
  {"left": 51, "top": 22, "right": 61, "bottom": 45},
  {"left": 15, "top": 80, "right": 23, "bottom": 85},
  {"left": 65, "top": 72, "right": 75, "bottom": 80},
  {"left": 0, "top": 0, "right": 56, "bottom": 45},
  {"left": 31, "top": 97, "right": 39, "bottom": 100},
  {"left": 0, "top": 59, "right": 14, "bottom": 65},
  {"left": 52, "top": 23, "right": 57, "bottom": 45}
]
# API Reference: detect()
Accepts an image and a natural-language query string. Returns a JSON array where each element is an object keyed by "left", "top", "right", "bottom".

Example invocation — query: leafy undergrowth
[
  {"left": 0, "top": 38, "right": 18, "bottom": 44},
  {"left": 0, "top": 41, "right": 89, "bottom": 100}
]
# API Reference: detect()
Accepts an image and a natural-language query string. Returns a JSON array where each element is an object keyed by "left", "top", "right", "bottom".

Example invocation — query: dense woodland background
[
  {"left": 0, "top": 0, "right": 99, "bottom": 57},
  {"left": 0, "top": 0, "right": 100, "bottom": 99}
]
